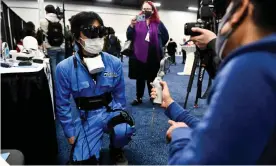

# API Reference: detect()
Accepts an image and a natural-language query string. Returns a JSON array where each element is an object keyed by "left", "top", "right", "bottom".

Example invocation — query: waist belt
[{"left": 74, "top": 92, "right": 113, "bottom": 111}]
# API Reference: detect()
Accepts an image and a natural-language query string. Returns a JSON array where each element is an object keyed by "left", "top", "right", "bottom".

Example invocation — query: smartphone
[{"left": 136, "top": 14, "right": 145, "bottom": 22}]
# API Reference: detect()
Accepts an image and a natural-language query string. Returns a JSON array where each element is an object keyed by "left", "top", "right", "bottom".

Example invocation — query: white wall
[{"left": 4, "top": 0, "right": 197, "bottom": 45}]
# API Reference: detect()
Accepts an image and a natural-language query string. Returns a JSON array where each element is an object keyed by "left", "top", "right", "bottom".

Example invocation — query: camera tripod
[{"left": 183, "top": 50, "right": 212, "bottom": 109}]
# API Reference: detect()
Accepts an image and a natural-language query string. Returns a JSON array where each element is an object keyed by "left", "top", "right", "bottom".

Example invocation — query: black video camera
[
  {"left": 200, "top": 0, "right": 214, "bottom": 20},
  {"left": 56, "top": 7, "right": 64, "bottom": 20},
  {"left": 184, "top": 22, "right": 206, "bottom": 36},
  {"left": 184, "top": 0, "right": 214, "bottom": 36}
]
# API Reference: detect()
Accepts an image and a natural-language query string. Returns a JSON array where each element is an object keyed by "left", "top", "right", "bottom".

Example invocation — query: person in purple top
[{"left": 127, "top": 1, "right": 169, "bottom": 106}]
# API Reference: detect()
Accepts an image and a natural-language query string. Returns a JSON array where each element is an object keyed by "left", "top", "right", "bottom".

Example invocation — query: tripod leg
[
  {"left": 195, "top": 65, "right": 205, "bottom": 108},
  {"left": 184, "top": 53, "right": 199, "bottom": 109},
  {"left": 184, "top": 91, "right": 190, "bottom": 109},
  {"left": 201, "top": 77, "right": 212, "bottom": 99}
]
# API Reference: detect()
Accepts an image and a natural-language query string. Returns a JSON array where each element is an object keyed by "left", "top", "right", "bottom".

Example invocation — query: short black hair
[
  {"left": 249, "top": 0, "right": 276, "bottom": 31},
  {"left": 22, "top": 21, "right": 35, "bottom": 37},
  {"left": 68, "top": 15, "right": 75, "bottom": 23},
  {"left": 70, "top": 11, "right": 104, "bottom": 40},
  {"left": 25, "top": 21, "right": 35, "bottom": 31},
  {"left": 45, "top": 5, "right": 56, "bottom": 14}
]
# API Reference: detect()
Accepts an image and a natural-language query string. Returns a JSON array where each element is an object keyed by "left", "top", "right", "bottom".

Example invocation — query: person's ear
[
  {"left": 229, "top": 0, "right": 250, "bottom": 26},
  {"left": 220, "top": 0, "right": 250, "bottom": 35},
  {"left": 76, "top": 36, "right": 83, "bottom": 45}
]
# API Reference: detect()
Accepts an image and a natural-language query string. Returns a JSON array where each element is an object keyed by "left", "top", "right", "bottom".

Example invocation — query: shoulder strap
[
  {"left": 45, "top": 18, "right": 51, "bottom": 23},
  {"left": 45, "top": 18, "right": 61, "bottom": 24}
]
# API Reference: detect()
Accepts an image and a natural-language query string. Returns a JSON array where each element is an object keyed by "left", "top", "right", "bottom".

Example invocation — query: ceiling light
[
  {"left": 188, "top": 7, "right": 198, "bottom": 11},
  {"left": 153, "top": 2, "right": 161, "bottom": 7},
  {"left": 97, "top": 0, "right": 112, "bottom": 2}
]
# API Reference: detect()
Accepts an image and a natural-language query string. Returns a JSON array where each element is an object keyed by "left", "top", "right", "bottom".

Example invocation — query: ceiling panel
[
  {"left": 62, "top": 0, "right": 198, "bottom": 11},
  {"left": 159, "top": 0, "right": 198, "bottom": 11},
  {"left": 5, "top": 0, "right": 199, "bottom": 12}
]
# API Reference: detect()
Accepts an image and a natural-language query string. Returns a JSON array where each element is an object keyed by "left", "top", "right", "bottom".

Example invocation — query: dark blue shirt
[{"left": 165, "top": 34, "right": 276, "bottom": 164}]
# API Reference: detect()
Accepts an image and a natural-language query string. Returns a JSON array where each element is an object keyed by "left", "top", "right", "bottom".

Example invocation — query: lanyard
[
  {"left": 145, "top": 24, "right": 150, "bottom": 42},
  {"left": 147, "top": 24, "right": 150, "bottom": 31}
]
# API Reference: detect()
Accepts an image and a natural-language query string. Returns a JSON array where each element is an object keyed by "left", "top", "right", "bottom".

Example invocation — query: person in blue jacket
[
  {"left": 151, "top": 0, "right": 276, "bottom": 164},
  {"left": 55, "top": 11, "right": 135, "bottom": 165}
]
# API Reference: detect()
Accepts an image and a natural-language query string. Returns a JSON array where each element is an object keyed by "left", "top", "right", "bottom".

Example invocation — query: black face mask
[{"left": 144, "top": 11, "right": 152, "bottom": 19}]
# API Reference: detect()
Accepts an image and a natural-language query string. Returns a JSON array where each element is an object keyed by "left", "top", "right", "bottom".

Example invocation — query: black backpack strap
[
  {"left": 45, "top": 18, "right": 60, "bottom": 23},
  {"left": 45, "top": 18, "right": 52, "bottom": 34},
  {"left": 45, "top": 18, "right": 52, "bottom": 24},
  {"left": 45, "top": 18, "right": 62, "bottom": 28}
]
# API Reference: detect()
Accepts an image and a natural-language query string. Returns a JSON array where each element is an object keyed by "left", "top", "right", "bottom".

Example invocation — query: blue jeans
[{"left": 47, "top": 48, "right": 65, "bottom": 79}]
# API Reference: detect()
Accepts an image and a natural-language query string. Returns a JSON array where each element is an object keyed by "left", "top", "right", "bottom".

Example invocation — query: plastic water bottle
[
  {"left": 152, "top": 77, "right": 163, "bottom": 105},
  {"left": 1, "top": 42, "right": 10, "bottom": 61}
]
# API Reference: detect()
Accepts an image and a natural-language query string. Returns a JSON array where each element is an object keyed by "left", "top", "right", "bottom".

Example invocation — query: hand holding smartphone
[
  {"left": 130, "top": 14, "right": 145, "bottom": 28},
  {"left": 130, "top": 17, "right": 137, "bottom": 28},
  {"left": 136, "top": 14, "right": 146, "bottom": 22}
]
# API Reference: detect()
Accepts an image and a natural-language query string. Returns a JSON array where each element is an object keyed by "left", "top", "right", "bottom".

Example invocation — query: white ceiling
[{"left": 4, "top": 0, "right": 199, "bottom": 12}]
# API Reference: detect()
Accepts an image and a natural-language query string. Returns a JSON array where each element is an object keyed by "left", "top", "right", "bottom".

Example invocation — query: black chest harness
[{"left": 74, "top": 92, "right": 113, "bottom": 112}]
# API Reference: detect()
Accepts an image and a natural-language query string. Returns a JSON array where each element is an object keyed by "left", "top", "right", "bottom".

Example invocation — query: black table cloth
[{"left": 1, "top": 69, "right": 58, "bottom": 164}]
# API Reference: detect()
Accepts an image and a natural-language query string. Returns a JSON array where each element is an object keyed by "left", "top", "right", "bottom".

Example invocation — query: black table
[{"left": 1, "top": 69, "right": 58, "bottom": 164}]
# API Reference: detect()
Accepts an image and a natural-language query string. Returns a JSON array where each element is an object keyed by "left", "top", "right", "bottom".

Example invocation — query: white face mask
[
  {"left": 80, "top": 37, "right": 104, "bottom": 55},
  {"left": 83, "top": 55, "right": 105, "bottom": 74}
]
